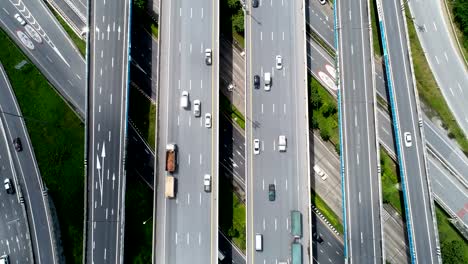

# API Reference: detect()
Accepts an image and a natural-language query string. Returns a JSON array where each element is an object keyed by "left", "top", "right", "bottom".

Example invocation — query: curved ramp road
[
  {"left": 85, "top": 0, "right": 131, "bottom": 263},
  {"left": 408, "top": 0, "right": 468, "bottom": 136},
  {"left": 0, "top": 64, "right": 38, "bottom": 264}
]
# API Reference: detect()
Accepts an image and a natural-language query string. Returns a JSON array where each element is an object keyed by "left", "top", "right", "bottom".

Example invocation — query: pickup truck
[
  {"left": 205, "top": 49, "right": 212, "bottom": 65},
  {"left": 165, "top": 144, "right": 177, "bottom": 173}
]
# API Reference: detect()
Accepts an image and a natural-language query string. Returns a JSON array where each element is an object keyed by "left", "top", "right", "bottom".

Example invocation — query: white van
[
  {"left": 264, "top": 72, "right": 271, "bottom": 91},
  {"left": 278, "top": 135, "right": 287, "bottom": 152},
  {"left": 180, "top": 91, "right": 189, "bottom": 109},
  {"left": 255, "top": 233, "right": 263, "bottom": 251}
]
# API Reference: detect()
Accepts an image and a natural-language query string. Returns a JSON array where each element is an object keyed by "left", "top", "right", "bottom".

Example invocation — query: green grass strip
[
  {"left": 0, "top": 29, "right": 84, "bottom": 263},
  {"left": 220, "top": 93, "right": 245, "bottom": 130},
  {"left": 219, "top": 178, "right": 246, "bottom": 251},
  {"left": 46, "top": 3, "right": 86, "bottom": 57},
  {"left": 435, "top": 205, "right": 468, "bottom": 263},
  {"left": 370, "top": 0, "right": 383, "bottom": 56},
  {"left": 380, "top": 150, "right": 403, "bottom": 214},
  {"left": 310, "top": 189, "right": 344, "bottom": 234},
  {"left": 405, "top": 4, "right": 468, "bottom": 155}
]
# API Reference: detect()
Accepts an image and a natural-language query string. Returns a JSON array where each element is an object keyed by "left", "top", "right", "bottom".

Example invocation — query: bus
[{"left": 291, "top": 210, "right": 302, "bottom": 238}]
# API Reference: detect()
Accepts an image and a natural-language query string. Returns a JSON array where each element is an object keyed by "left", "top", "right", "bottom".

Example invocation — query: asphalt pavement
[
  {"left": 85, "top": 0, "right": 130, "bottom": 263},
  {"left": 337, "top": 0, "right": 383, "bottom": 262},
  {"left": 378, "top": 0, "right": 440, "bottom": 262},
  {"left": 408, "top": 0, "right": 468, "bottom": 136},
  {"left": 245, "top": 0, "right": 311, "bottom": 263},
  {"left": 0, "top": 64, "right": 38, "bottom": 264},
  {"left": 154, "top": 0, "right": 219, "bottom": 263}
]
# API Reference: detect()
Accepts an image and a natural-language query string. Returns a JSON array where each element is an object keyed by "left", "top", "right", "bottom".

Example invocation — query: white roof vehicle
[
  {"left": 278, "top": 135, "right": 287, "bottom": 152},
  {"left": 14, "top": 14, "right": 26, "bottom": 26},
  {"left": 404, "top": 132, "right": 412, "bottom": 147},
  {"left": 205, "top": 113, "right": 212, "bottom": 128},
  {"left": 204, "top": 174, "right": 211, "bottom": 192},
  {"left": 275, "top": 55, "right": 283, "bottom": 70},
  {"left": 193, "top": 100, "right": 201, "bottom": 117},
  {"left": 253, "top": 139, "right": 260, "bottom": 155},
  {"left": 313, "top": 165, "right": 328, "bottom": 180}
]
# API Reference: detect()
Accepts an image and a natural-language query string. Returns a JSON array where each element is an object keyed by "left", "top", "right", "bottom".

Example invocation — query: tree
[
  {"left": 441, "top": 240, "right": 467, "bottom": 264},
  {"left": 310, "top": 82, "right": 322, "bottom": 110},
  {"left": 323, "top": 103, "right": 337, "bottom": 117},
  {"left": 227, "top": 0, "right": 241, "bottom": 9},
  {"left": 311, "top": 115, "right": 319, "bottom": 129},
  {"left": 320, "top": 127, "right": 330, "bottom": 141},
  {"left": 133, "top": 0, "right": 146, "bottom": 9},
  {"left": 232, "top": 10, "right": 244, "bottom": 34}
]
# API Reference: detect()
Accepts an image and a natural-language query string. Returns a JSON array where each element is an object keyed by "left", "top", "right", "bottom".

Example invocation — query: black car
[
  {"left": 313, "top": 232, "right": 324, "bottom": 244},
  {"left": 268, "top": 184, "right": 276, "bottom": 201},
  {"left": 254, "top": 75, "right": 260, "bottom": 89},
  {"left": 13, "top": 137, "right": 22, "bottom": 152},
  {"left": 252, "top": 0, "right": 259, "bottom": 8}
]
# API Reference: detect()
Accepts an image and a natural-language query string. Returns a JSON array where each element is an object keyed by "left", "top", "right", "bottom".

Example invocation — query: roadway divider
[
  {"left": 333, "top": 0, "right": 349, "bottom": 261},
  {"left": 152, "top": 0, "right": 163, "bottom": 260},
  {"left": 82, "top": 0, "right": 92, "bottom": 260},
  {"left": 374, "top": 0, "right": 416, "bottom": 262},
  {"left": 366, "top": 0, "right": 386, "bottom": 260},
  {"left": 300, "top": 0, "right": 313, "bottom": 263}
]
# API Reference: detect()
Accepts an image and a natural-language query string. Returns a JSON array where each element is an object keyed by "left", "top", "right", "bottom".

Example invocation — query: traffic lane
[
  {"left": 382, "top": 0, "right": 438, "bottom": 261},
  {"left": 0, "top": 12, "right": 85, "bottom": 114},
  {"left": 0, "top": 131, "right": 31, "bottom": 263},
  {"left": 424, "top": 116, "right": 468, "bottom": 180},
  {"left": 219, "top": 231, "right": 245, "bottom": 264},
  {"left": 306, "top": 0, "right": 334, "bottom": 48},
  {"left": 0, "top": 65, "right": 56, "bottom": 263},
  {"left": 428, "top": 154, "right": 468, "bottom": 223},
  {"left": 408, "top": 0, "right": 468, "bottom": 135},
  {"left": 164, "top": 1, "right": 214, "bottom": 262},
  {"left": 311, "top": 212, "right": 344, "bottom": 264},
  {"left": 47, "top": 0, "right": 86, "bottom": 31}
]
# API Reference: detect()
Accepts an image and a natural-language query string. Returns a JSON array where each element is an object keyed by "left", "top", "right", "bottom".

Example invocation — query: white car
[
  {"left": 205, "top": 113, "right": 212, "bottom": 128},
  {"left": 193, "top": 100, "right": 201, "bottom": 117},
  {"left": 14, "top": 14, "right": 26, "bottom": 26},
  {"left": 404, "top": 132, "right": 412, "bottom": 147},
  {"left": 313, "top": 165, "right": 328, "bottom": 180},
  {"left": 253, "top": 139, "right": 260, "bottom": 155},
  {"left": 205, "top": 48, "right": 212, "bottom": 65},
  {"left": 4, "top": 179, "right": 14, "bottom": 194},
  {"left": 275, "top": 55, "right": 283, "bottom": 70},
  {"left": 204, "top": 174, "right": 211, "bottom": 192},
  {"left": 180, "top": 91, "right": 189, "bottom": 109}
]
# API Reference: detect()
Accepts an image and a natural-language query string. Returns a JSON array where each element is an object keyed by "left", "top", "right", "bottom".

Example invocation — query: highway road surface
[
  {"left": 154, "top": 0, "right": 219, "bottom": 263},
  {"left": 377, "top": 0, "right": 440, "bottom": 263},
  {"left": 0, "top": 64, "right": 38, "bottom": 264},
  {"left": 337, "top": 0, "right": 382, "bottom": 262},
  {"left": 245, "top": 0, "right": 311, "bottom": 263},
  {"left": 408, "top": 0, "right": 468, "bottom": 136},
  {"left": 85, "top": 0, "right": 130, "bottom": 263}
]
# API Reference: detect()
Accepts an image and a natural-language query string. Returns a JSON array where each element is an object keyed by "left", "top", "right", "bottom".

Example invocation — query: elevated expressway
[
  {"left": 336, "top": 0, "right": 382, "bottom": 262},
  {"left": 245, "top": 0, "right": 311, "bottom": 263},
  {"left": 84, "top": 0, "right": 131, "bottom": 263},
  {"left": 153, "top": 0, "right": 219, "bottom": 263},
  {"left": 376, "top": 0, "right": 440, "bottom": 262}
]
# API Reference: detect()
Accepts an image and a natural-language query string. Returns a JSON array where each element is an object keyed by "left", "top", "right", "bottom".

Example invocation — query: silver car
[
  {"left": 205, "top": 113, "right": 212, "bottom": 128},
  {"left": 193, "top": 100, "right": 201, "bottom": 117}
]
